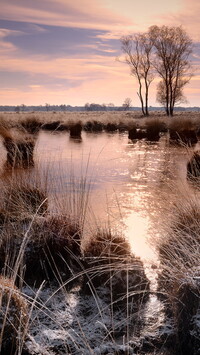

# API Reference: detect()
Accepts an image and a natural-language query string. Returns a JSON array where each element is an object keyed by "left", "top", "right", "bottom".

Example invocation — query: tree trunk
[
  {"left": 145, "top": 80, "right": 149, "bottom": 116},
  {"left": 165, "top": 82, "right": 170, "bottom": 116},
  {"left": 169, "top": 82, "right": 174, "bottom": 116},
  {"left": 137, "top": 80, "right": 145, "bottom": 116}
]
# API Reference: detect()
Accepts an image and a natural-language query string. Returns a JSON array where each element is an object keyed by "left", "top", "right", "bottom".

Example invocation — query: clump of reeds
[
  {"left": 187, "top": 151, "right": 200, "bottom": 179},
  {"left": 82, "top": 228, "right": 150, "bottom": 305},
  {"left": 83, "top": 120, "right": 104, "bottom": 132},
  {"left": 169, "top": 117, "right": 198, "bottom": 145},
  {"left": 69, "top": 122, "right": 82, "bottom": 138},
  {"left": 118, "top": 121, "right": 129, "bottom": 132},
  {"left": 0, "top": 214, "right": 82, "bottom": 286},
  {"left": 20, "top": 116, "right": 42, "bottom": 134},
  {"left": 41, "top": 120, "right": 62, "bottom": 131},
  {"left": 105, "top": 123, "right": 118, "bottom": 132},
  {"left": 128, "top": 123, "right": 137, "bottom": 140},
  {"left": 0, "top": 127, "right": 36, "bottom": 168},
  {"left": 1, "top": 182, "right": 48, "bottom": 221},
  {"left": 4, "top": 184, "right": 48, "bottom": 219},
  {"left": 0, "top": 276, "right": 28, "bottom": 354},
  {"left": 157, "top": 191, "right": 200, "bottom": 355},
  {"left": 145, "top": 119, "right": 167, "bottom": 141}
]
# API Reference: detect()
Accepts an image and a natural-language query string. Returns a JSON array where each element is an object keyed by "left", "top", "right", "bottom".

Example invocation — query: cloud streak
[{"left": 0, "top": 0, "right": 133, "bottom": 31}]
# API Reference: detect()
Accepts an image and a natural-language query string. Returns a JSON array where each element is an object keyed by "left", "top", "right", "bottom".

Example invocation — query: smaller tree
[
  {"left": 120, "top": 33, "right": 154, "bottom": 116},
  {"left": 21, "top": 104, "right": 26, "bottom": 112},
  {"left": 84, "top": 103, "right": 90, "bottom": 111},
  {"left": 15, "top": 106, "right": 20, "bottom": 113},
  {"left": 122, "top": 97, "right": 132, "bottom": 111},
  {"left": 45, "top": 103, "right": 50, "bottom": 112}
]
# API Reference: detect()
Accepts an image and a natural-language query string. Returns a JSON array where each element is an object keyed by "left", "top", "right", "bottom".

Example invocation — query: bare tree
[
  {"left": 21, "top": 104, "right": 26, "bottom": 112},
  {"left": 45, "top": 103, "right": 50, "bottom": 112},
  {"left": 156, "top": 80, "right": 188, "bottom": 109},
  {"left": 149, "top": 25, "right": 192, "bottom": 116},
  {"left": 122, "top": 97, "right": 132, "bottom": 111},
  {"left": 120, "top": 33, "right": 154, "bottom": 116},
  {"left": 15, "top": 105, "right": 20, "bottom": 113}
]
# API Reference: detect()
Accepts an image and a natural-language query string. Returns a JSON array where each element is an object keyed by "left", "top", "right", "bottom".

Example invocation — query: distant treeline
[{"left": 0, "top": 105, "right": 199, "bottom": 113}]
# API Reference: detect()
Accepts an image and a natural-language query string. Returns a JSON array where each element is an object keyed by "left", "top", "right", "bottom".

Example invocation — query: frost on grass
[{"left": 25, "top": 284, "right": 146, "bottom": 354}]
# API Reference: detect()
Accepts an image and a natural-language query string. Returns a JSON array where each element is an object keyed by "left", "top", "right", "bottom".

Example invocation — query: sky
[{"left": 0, "top": 0, "right": 200, "bottom": 107}]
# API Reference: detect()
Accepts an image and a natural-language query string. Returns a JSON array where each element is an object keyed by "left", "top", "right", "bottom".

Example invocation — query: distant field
[{"left": 1, "top": 110, "right": 200, "bottom": 129}]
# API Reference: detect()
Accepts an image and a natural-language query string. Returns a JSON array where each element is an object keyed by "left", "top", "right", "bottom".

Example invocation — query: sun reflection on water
[{"left": 124, "top": 210, "right": 157, "bottom": 261}]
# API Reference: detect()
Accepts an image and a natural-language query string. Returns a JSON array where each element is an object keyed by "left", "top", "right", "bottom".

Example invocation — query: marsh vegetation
[{"left": 0, "top": 111, "right": 199, "bottom": 354}]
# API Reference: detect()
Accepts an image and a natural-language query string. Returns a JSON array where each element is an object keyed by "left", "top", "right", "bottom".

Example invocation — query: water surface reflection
[{"left": 0, "top": 131, "right": 195, "bottom": 262}]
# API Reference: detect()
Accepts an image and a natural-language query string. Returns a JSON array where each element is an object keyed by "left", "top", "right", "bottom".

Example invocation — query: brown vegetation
[
  {"left": 187, "top": 151, "right": 200, "bottom": 178},
  {"left": 157, "top": 193, "right": 200, "bottom": 354},
  {"left": 145, "top": 118, "right": 167, "bottom": 141},
  {"left": 3, "top": 184, "right": 48, "bottom": 220},
  {"left": 41, "top": 120, "right": 62, "bottom": 131},
  {"left": 20, "top": 116, "right": 42, "bottom": 134},
  {"left": 0, "top": 276, "right": 28, "bottom": 354},
  {"left": 83, "top": 120, "right": 104, "bottom": 132},
  {"left": 82, "top": 229, "right": 150, "bottom": 306},
  {"left": 0, "top": 214, "right": 82, "bottom": 286},
  {"left": 0, "top": 127, "right": 36, "bottom": 168},
  {"left": 169, "top": 117, "right": 198, "bottom": 145},
  {"left": 69, "top": 122, "right": 82, "bottom": 138}
]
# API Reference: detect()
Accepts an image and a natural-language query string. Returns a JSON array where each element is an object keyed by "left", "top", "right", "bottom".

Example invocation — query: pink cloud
[
  {"left": 0, "top": 0, "right": 133, "bottom": 31},
  {"left": 156, "top": 0, "right": 200, "bottom": 40},
  {"left": 0, "top": 28, "right": 24, "bottom": 53}
]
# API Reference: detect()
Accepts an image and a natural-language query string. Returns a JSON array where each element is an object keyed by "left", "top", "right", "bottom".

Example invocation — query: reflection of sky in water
[{"left": 0, "top": 131, "right": 195, "bottom": 262}]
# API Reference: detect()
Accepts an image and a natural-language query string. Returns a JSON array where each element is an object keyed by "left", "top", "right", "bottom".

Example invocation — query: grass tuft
[
  {"left": 145, "top": 118, "right": 167, "bottom": 141},
  {"left": 69, "top": 122, "right": 82, "bottom": 138},
  {"left": 169, "top": 117, "right": 198, "bottom": 145},
  {"left": 157, "top": 190, "right": 200, "bottom": 354},
  {"left": 20, "top": 116, "right": 42, "bottom": 134},
  {"left": 82, "top": 228, "right": 150, "bottom": 306},
  {"left": 187, "top": 151, "right": 200, "bottom": 179},
  {"left": 3, "top": 184, "right": 48, "bottom": 220},
  {"left": 0, "top": 127, "right": 36, "bottom": 168},
  {"left": 0, "top": 214, "right": 82, "bottom": 286},
  {"left": 0, "top": 276, "right": 28, "bottom": 354},
  {"left": 83, "top": 120, "right": 104, "bottom": 132}
]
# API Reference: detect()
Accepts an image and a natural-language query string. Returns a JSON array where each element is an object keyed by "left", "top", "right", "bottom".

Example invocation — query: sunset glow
[{"left": 0, "top": 0, "right": 200, "bottom": 106}]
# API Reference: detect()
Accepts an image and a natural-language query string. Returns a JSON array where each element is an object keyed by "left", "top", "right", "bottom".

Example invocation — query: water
[
  {"left": 0, "top": 130, "right": 195, "bottom": 263},
  {"left": 0, "top": 129, "right": 197, "bottom": 353}
]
